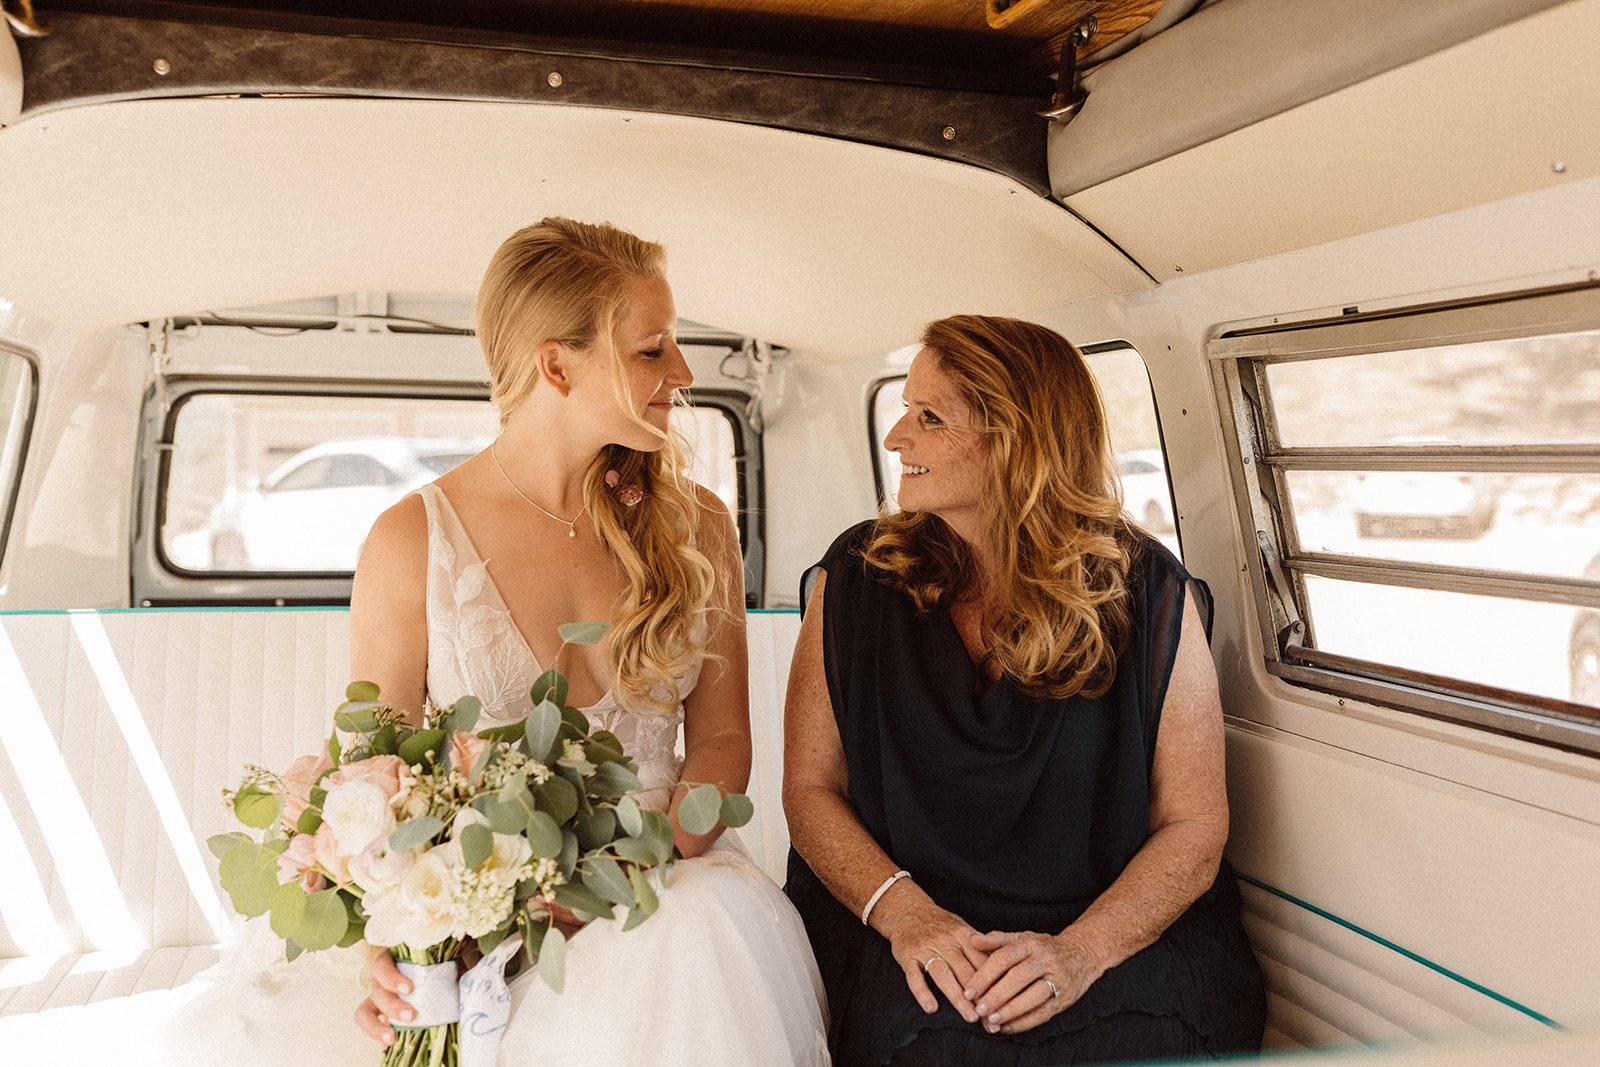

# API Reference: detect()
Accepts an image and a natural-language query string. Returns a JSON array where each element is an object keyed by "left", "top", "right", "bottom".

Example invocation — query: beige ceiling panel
[
  {"left": 1064, "top": 0, "right": 1600, "bottom": 280},
  {"left": 0, "top": 98, "right": 1149, "bottom": 360}
]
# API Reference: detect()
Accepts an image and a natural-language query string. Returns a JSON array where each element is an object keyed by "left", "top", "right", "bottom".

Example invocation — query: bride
[{"left": 336, "top": 216, "right": 827, "bottom": 1063}]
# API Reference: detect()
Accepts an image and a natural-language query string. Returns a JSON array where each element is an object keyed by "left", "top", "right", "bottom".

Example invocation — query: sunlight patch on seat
[
  {"left": 70, "top": 614, "right": 231, "bottom": 941},
  {"left": 0, "top": 626, "right": 141, "bottom": 954},
  {"left": 0, "top": 786, "right": 64, "bottom": 957}
]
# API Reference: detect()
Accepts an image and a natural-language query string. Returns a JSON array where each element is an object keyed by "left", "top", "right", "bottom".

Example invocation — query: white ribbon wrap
[{"left": 390, "top": 937, "right": 523, "bottom": 1067}]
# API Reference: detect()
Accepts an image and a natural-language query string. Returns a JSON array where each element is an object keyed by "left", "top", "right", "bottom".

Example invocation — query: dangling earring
[{"left": 606, "top": 469, "right": 645, "bottom": 507}]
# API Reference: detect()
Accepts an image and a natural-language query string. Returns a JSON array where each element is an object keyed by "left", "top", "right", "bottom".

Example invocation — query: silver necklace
[{"left": 491, "top": 441, "right": 586, "bottom": 539}]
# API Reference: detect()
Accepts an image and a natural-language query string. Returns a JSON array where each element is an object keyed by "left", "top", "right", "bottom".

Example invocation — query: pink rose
[
  {"left": 327, "top": 754, "right": 413, "bottom": 810},
  {"left": 280, "top": 752, "right": 333, "bottom": 830},
  {"left": 449, "top": 732, "right": 490, "bottom": 782},
  {"left": 313, "top": 821, "right": 351, "bottom": 883},
  {"left": 276, "top": 833, "right": 319, "bottom": 883},
  {"left": 302, "top": 870, "right": 328, "bottom": 893}
]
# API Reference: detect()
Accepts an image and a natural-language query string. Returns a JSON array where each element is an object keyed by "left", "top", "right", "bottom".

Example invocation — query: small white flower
[{"left": 347, "top": 837, "right": 417, "bottom": 893}]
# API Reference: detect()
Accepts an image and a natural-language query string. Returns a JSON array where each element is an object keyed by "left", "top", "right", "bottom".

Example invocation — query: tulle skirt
[{"left": 1, "top": 841, "right": 828, "bottom": 1066}]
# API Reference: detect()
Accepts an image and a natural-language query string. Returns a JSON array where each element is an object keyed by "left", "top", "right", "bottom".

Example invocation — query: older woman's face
[{"left": 884, "top": 348, "right": 990, "bottom": 530}]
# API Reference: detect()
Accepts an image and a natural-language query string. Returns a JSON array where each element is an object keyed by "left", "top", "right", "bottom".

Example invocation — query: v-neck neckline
[{"left": 428, "top": 484, "right": 616, "bottom": 711}]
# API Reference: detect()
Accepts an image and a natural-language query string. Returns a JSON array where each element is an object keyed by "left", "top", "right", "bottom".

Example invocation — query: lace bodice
[{"left": 418, "top": 483, "right": 699, "bottom": 808}]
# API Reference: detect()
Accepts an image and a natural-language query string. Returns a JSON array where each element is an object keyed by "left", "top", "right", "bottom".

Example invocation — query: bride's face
[{"left": 569, "top": 274, "right": 691, "bottom": 451}]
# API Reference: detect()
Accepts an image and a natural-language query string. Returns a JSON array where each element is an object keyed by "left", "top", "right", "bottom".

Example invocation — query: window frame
[
  {"left": 133, "top": 378, "right": 765, "bottom": 606},
  {"left": 0, "top": 342, "right": 39, "bottom": 574},
  {"left": 1212, "top": 282, "right": 1600, "bottom": 756}
]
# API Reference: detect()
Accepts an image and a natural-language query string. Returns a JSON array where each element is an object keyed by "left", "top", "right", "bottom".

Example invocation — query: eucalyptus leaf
[
  {"left": 574, "top": 807, "right": 617, "bottom": 851},
  {"left": 526, "top": 811, "right": 563, "bottom": 859},
  {"left": 388, "top": 815, "right": 444, "bottom": 851},
  {"left": 333, "top": 707, "right": 381, "bottom": 734},
  {"left": 587, "top": 731, "right": 625, "bottom": 764},
  {"left": 477, "top": 791, "right": 532, "bottom": 835},
  {"left": 207, "top": 831, "right": 252, "bottom": 861},
  {"left": 538, "top": 926, "right": 567, "bottom": 993},
  {"left": 450, "top": 696, "right": 482, "bottom": 732},
  {"left": 522, "top": 919, "right": 547, "bottom": 961},
  {"left": 628, "top": 864, "right": 659, "bottom": 917},
  {"left": 534, "top": 776, "right": 579, "bottom": 825},
  {"left": 557, "top": 830, "right": 579, "bottom": 880},
  {"left": 677, "top": 783, "right": 722, "bottom": 836},
  {"left": 718, "top": 793, "right": 755, "bottom": 829},
  {"left": 326, "top": 733, "right": 341, "bottom": 763},
  {"left": 371, "top": 723, "right": 397, "bottom": 756},
  {"left": 592, "top": 761, "right": 641, "bottom": 797},
  {"left": 297, "top": 888, "right": 349, "bottom": 951},
  {"left": 284, "top": 938, "right": 305, "bottom": 962},
  {"left": 346, "top": 680, "right": 382, "bottom": 703},
  {"left": 557, "top": 621, "right": 610, "bottom": 646},
  {"left": 642, "top": 811, "right": 676, "bottom": 866},
  {"left": 268, "top": 882, "right": 309, "bottom": 943},
  {"left": 558, "top": 704, "right": 591, "bottom": 736},
  {"left": 524, "top": 700, "right": 562, "bottom": 762},
  {"left": 296, "top": 808, "right": 323, "bottom": 835},
  {"left": 613, "top": 836, "right": 657, "bottom": 867},
  {"left": 338, "top": 919, "right": 366, "bottom": 949},
  {"left": 476, "top": 720, "right": 526, "bottom": 745},
  {"left": 460, "top": 823, "right": 493, "bottom": 870},
  {"left": 581, "top": 856, "right": 634, "bottom": 907},
  {"left": 552, "top": 883, "right": 613, "bottom": 922},
  {"left": 233, "top": 785, "right": 282, "bottom": 830},
  {"left": 622, "top": 906, "right": 651, "bottom": 932},
  {"left": 397, "top": 728, "right": 447, "bottom": 769},
  {"left": 614, "top": 796, "right": 643, "bottom": 838},
  {"left": 470, "top": 741, "right": 497, "bottom": 782},
  {"left": 477, "top": 925, "right": 508, "bottom": 956},
  {"left": 529, "top": 668, "right": 568, "bottom": 708}
]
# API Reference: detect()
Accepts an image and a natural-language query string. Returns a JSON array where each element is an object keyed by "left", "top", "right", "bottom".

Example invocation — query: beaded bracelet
[{"left": 860, "top": 869, "right": 911, "bottom": 926}]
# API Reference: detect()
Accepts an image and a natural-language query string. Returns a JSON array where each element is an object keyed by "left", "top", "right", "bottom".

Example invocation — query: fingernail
[
  {"left": 376, "top": 1013, "right": 387, "bottom": 1025},
  {"left": 964, "top": 988, "right": 974, "bottom": 999},
  {"left": 975, "top": 1003, "right": 987, "bottom": 1015},
  {"left": 401, "top": 1009, "right": 414, "bottom": 1022},
  {"left": 400, "top": 982, "right": 412, "bottom": 994},
  {"left": 988, "top": 1013, "right": 1000, "bottom": 1024}
]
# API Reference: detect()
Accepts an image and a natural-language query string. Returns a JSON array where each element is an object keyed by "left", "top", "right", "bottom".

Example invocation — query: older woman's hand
[
  {"left": 963, "top": 928, "right": 1106, "bottom": 1034},
  {"left": 875, "top": 893, "right": 990, "bottom": 1024}
]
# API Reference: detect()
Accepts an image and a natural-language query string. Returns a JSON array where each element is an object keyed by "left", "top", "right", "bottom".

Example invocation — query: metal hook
[{"left": 1039, "top": 16, "right": 1097, "bottom": 123}]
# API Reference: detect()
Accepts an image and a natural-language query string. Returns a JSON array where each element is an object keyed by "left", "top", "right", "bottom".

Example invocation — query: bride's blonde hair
[
  {"left": 861, "top": 315, "right": 1137, "bottom": 700},
  {"left": 476, "top": 217, "right": 716, "bottom": 715}
]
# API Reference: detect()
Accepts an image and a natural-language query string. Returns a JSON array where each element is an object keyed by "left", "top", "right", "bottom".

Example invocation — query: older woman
[{"left": 783, "top": 315, "right": 1264, "bottom": 1064}]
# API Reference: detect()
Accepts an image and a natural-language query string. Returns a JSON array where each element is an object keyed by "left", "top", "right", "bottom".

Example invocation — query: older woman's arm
[
  {"left": 963, "top": 593, "right": 1230, "bottom": 1035},
  {"left": 783, "top": 572, "right": 987, "bottom": 1024}
]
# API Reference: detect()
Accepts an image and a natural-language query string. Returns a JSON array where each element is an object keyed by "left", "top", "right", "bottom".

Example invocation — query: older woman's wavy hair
[
  {"left": 476, "top": 217, "right": 715, "bottom": 715},
  {"left": 861, "top": 315, "right": 1138, "bottom": 700}
]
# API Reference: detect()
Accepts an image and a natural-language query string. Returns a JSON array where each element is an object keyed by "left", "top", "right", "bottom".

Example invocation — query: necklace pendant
[{"left": 568, "top": 528, "right": 577, "bottom": 539}]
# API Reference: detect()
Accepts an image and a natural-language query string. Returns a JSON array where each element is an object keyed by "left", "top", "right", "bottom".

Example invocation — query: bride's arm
[
  {"left": 349, "top": 494, "right": 430, "bottom": 726},
  {"left": 672, "top": 486, "right": 752, "bottom": 859}
]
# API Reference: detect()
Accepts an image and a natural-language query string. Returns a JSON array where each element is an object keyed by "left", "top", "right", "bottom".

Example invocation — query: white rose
[
  {"left": 450, "top": 807, "right": 490, "bottom": 839},
  {"left": 347, "top": 837, "right": 417, "bottom": 894},
  {"left": 362, "top": 849, "right": 457, "bottom": 949},
  {"left": 482, "top": 833, "right": 532, "bottom": 886},
  {"left": 322, "top": 779, "right": 397, "bottom": 857}
]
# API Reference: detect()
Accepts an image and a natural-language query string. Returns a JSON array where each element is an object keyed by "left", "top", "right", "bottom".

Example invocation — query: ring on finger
[
  {"left": 921, "top": 953, "right": 948, "bottom": 973},
  {"left": 1042, "top": 977, "right": 1061, "bottom": 1000}
]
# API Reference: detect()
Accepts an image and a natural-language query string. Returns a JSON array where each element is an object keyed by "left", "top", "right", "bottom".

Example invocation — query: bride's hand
[{"left": 354, "top": 946, "right": 411, "bottom": 1047}]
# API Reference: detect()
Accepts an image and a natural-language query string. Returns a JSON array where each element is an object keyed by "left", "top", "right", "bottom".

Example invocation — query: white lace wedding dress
[{"left": 96, "top": 482, "right": 829, "bottom": 1065}]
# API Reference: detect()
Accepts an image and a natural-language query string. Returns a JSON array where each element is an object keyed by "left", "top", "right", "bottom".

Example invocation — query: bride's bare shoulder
[{"left": 355, "top": 491, "right": 429, "bottom": 589}]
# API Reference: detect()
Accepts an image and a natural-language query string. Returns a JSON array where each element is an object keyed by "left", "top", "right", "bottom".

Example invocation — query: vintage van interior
[{"left": 1, "top": 0, "right": 1598, "bottom": 1061}]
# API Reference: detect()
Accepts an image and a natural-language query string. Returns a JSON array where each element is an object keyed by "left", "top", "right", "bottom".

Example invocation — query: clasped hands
[{"left": 882, "top": 898, "right": 1104, "bottom": 1036}]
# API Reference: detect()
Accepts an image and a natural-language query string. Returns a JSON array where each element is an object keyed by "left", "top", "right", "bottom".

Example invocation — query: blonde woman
[
  {"left": 347, "top": 218, "right": 827, "bottom": 1063},
  {"left": 784, "top": 316, "right": 1263, "bottom": 1064}
]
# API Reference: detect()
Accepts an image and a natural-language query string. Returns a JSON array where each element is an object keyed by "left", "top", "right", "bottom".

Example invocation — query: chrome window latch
[{"left": 1040, "top": 17, "right": 1097, "bottom": 123}]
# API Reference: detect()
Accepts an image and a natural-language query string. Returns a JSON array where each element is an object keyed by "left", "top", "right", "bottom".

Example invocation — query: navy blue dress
[{"left": 786, "top": 521, "right": 1265, "bottom": 1065}]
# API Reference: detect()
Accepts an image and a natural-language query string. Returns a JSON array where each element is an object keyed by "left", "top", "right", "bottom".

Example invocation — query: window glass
[
  {"left": 162, "top": 393, "right": 740, "bottom": 573},
  {"left": 1265, "top": 330, "right": 1600, "bottom": 447},
  {"left": 0, "top": 350, "right": 35, "bottom": 565},
  {"left": 1234, "top": 317, "right": 1600, "bottom": 718},
  {"left": 868, "top": 345, "right": 1178, "bottom": 557}
]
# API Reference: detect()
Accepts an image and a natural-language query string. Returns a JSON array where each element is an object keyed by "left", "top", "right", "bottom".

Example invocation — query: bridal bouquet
[{"left": 208, "top": 622, "right": 753, "bottom": 1067}]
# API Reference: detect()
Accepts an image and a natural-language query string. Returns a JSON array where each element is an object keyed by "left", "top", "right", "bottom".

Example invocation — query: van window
[
  {"left": 868, "top": 343, "right": 1179, "bottom": 557},
  {"left": 0, "top": 348, "right": 36, "bottom": 568},
  {"left": 156, "top": 390, "right": 747, "bottom": 577},
  {"left": 1217, "top": 286, "right": 1600, "bottom": 748}
]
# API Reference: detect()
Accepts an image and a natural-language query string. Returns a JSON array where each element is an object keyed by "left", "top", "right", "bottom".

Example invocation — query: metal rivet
[
  {"left": 547, "top": 71, "right": 564, "bottom": 88},
  {"left": 941, "top": 126, "right": 957, "bottom": 141},
  {"left": 1173, "top": 265, "right": 1183, "bottom": 273},
  {"left": 1552, "top": 160, "right": 1566, "bottom": 174},
  {"left": 153, "top": 58, "right": 172, "bottom": 76}
]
